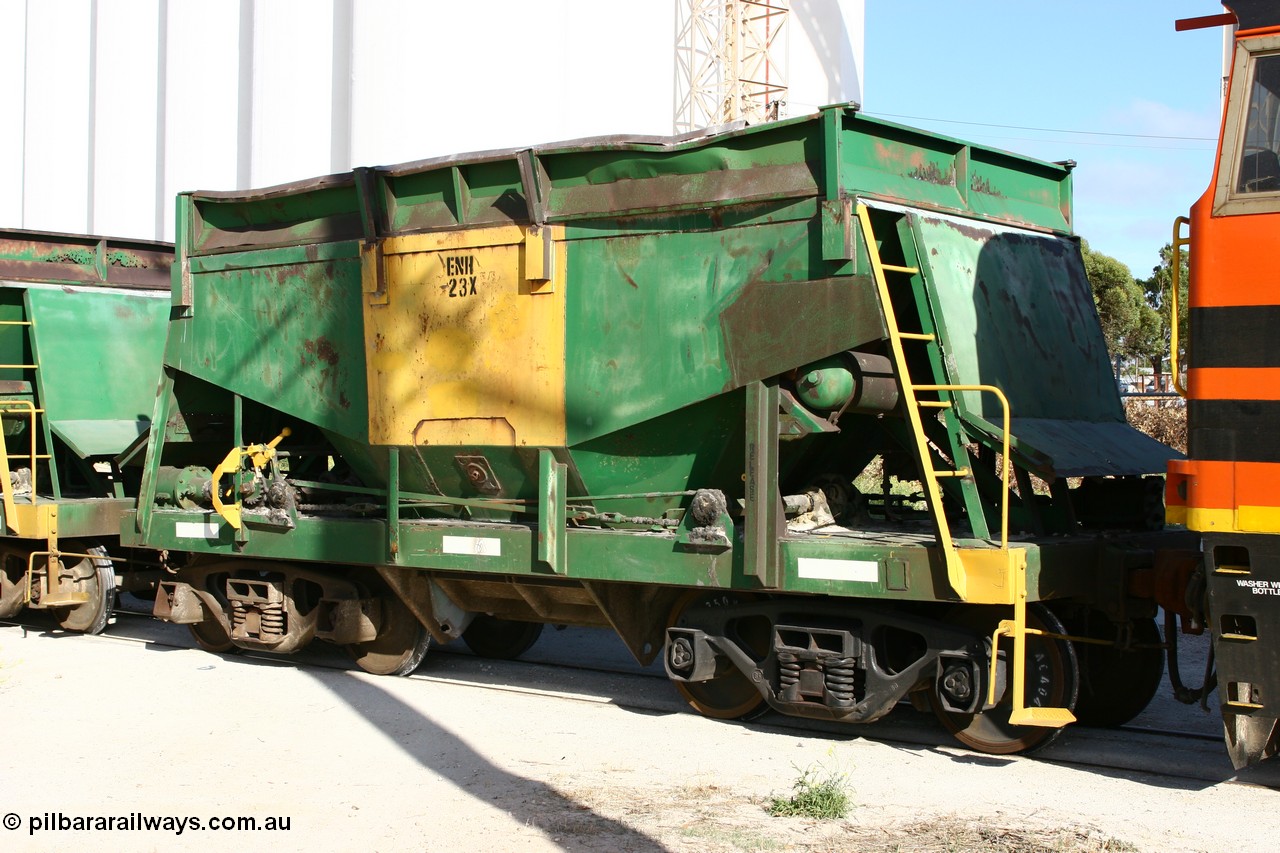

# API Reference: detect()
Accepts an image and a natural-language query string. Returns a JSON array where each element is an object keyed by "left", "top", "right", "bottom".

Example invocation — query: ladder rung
[
  {"left": 1215, "top": 565, "right": 1250, "bottom": 575},
  {"left": 897, "top": 332, "right": 935, "bottom": 341},
  {"left": 1221, "top": 632, "right": 1257, "bottom": 642},
  {"left": 0, "top": 408, "right": 44, "bottom": 414},
  {"left": 5, "top": 454, "right": 50, "bottom": 460},
  {"left": 881, "top": 263, "right": 919, "bottom": 275},
  {"left": 932, "top": 468, "right": 972, "bottom": 478},
  {"left": 917, "top": 401, "right": 952, "bottom": 409},
  {"left": 0, "top": 321, "right": 33, "bottom": 326},
  {"left": 0, "top": 365, "right": 38, "bottom": 370},
  {"left": 1225, "top": 700, "right": 1265, "bottom": 710}
]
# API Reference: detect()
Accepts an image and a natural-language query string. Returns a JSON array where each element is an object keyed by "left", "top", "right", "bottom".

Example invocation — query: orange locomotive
[{"left": 1167, "top": 0, "right": 1280, "bottom": 768}]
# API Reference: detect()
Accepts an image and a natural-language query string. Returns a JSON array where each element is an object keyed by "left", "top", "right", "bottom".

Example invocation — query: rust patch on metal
[
  {"left": 303, "top": 337, "right": 340, "bottom": 366},
  {"left": 939, "top": 218, "right": 997, "bottom": 242},
  {"left": 971, "top": 175, "right": 1005, "bottom": 198},
  {"left": 300, "top": 336, "right": 346, "bottom": 408},
  {"left": 720, "top": 276, "right": 887, "bottom": 390},
  {"left": 908, "top": 162, "right": 954, "bottom": 186},
  {"left": 554, "top": 162, "right": 817, "bottom": 220}
]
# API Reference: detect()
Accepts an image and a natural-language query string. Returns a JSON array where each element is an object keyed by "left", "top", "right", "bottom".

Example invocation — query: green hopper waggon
[{"left": 124, "top": 104, "right": 1197, "bottom": 754}]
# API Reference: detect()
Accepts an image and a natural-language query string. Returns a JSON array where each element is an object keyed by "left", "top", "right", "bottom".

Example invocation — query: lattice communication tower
[{"left": 675, "top": 0, "right": 789, "bottom": 133}]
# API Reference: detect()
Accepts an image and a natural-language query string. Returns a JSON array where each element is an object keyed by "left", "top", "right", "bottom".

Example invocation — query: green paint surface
[
  {"left": 171, "top": 254, "right": 369, "bottom": 442},
  {"left": 27, "top": 287, "right": 169, "bottom": 457}
]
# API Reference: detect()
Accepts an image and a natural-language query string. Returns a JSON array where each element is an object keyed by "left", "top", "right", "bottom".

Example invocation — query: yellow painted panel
[
  {"left": 365, "top": 226, "right": 566, "bottom": 447},
  {"left": 413, "top": 418, "right": 516, "bottom": 446},
  {"left": 1236, "top": 504, "right": 1280, "bottom": 533},
  {"left": 1178, "top": 505, "right": 1280, "bottom": 533},
  {"left": 1184, "top": 507, "right": 1235, "bottom": 531},
  {"left": 9, "top": 503, "right": 57, "bottom": 539},
  {"left": 955, "top": 547, "right": 1022, "bottom": 605}
]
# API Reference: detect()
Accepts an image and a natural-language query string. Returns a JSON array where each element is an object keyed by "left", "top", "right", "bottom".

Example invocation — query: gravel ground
[{"left": 0, "top": 620, "right": 1276, "bottom": 853}]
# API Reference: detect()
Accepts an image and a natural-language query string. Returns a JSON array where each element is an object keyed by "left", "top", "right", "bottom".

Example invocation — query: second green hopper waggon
[
  {"left": 127, "top": 105, "right": 1192, "bottom": 754},
  {"left": 0, "top": 229, "right": 171, "bottom": 635}
]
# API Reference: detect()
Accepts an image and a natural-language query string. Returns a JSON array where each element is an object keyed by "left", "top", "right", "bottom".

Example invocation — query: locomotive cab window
[
  {"left": 1237, "top": 54, "right": 1280, "bottom": 193},
  {"left": 1216, "top": 36, "right": 1280, "bottom": 214}
]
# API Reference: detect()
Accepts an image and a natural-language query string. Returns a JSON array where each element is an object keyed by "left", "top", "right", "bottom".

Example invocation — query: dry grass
[
  {"left": 1124, "top": 399, "right": 1186, "bottom": 454},
  {"left": 852, "top": 817, "right": 1140, "bottom": 853}
]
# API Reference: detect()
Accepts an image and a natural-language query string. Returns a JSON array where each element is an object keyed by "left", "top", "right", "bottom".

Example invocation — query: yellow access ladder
[
  {"left": 0, "top": 317, "right": 53, "bottom": 535},
  {"left": 855, "top": 202, "right": 1074, "bottom": 729}
]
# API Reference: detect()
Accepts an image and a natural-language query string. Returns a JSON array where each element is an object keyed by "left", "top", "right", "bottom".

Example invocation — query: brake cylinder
[{"left": 795, "top": 351, "right": 898, "bottom": 414}]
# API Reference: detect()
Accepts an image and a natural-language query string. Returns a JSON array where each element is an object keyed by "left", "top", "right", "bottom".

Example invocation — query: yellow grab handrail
[
  {"left": 24, "top": 549, "right": 118, "bottom": 606},
  {"left": 0, "top": 399, "right": 45, "bottom": 535},
  {"left": 914, "top": 384, "right": 1011, "bottom": 551},
  {"left": 1171, "top": 216, "right": 1190, "bottom": 398}
]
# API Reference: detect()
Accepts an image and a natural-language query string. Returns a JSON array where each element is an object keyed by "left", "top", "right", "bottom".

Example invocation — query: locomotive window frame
[{"left": 1215, "top": 35, "right": 1280, "bottom": 216}]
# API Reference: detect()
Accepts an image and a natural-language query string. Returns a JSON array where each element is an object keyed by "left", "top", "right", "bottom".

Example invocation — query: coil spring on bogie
[
  {"left": 231, "top": 599, "right": 287, "bottom": 641},
  {"left": 778, "top": 651, "right": 800, "bottom": 692},
  {"left": 823, "top": 656, "right": 858, "bottom": 705},
  {"left": 259, "top": 602, "right": 286, "bottom": 639}
]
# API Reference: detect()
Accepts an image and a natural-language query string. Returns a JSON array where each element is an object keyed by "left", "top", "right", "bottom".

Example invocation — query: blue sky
[{"left": 862, "top": 1, "right": 1227, "bottom": 279}]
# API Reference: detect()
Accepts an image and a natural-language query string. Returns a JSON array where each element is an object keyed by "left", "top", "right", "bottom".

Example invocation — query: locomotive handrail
[{"left": 1171, "top": 216, "right": 1190, "bottom": 398}]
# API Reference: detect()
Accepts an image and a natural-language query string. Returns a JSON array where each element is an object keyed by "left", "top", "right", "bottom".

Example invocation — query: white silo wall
[{"left": 4, "top": 0, "right": 864, "bottom": 242}]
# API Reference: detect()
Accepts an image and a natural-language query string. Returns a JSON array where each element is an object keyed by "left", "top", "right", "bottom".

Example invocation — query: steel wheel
[
  {"left": 1061, "top": 611, "right": 1163, "bottom": 728},
  {"left": 462, "top": 614, "right": 544, "bottom": 660},
  {"left": 929, "top": 603, "right": 1078, "bottom": 755},
  {"left": 347, "top": 593, "right": 430, "bottom": 676},
  {"left": 666, "top": 591, "right": 767, "bottom": 720},
  {"left": 52, "top": 545, "right": 115, "bottom": 635},
  {"left": 188, "top": 616, "right": 237, "bottom": 653},
  {"left": 0, "top": 548, "right": 26, "bottom": 619}
]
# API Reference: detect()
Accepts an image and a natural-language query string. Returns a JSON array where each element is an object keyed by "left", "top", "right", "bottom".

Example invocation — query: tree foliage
[
  {"left": 1081, "top": 241, "right": 1157, "bottom": 366},
  {"left": 1137, "top": 242, "right": 1190, "bottom": 377},
  {"left": 1077, "top": 240, "right": 1188, "bottom": 381}
]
